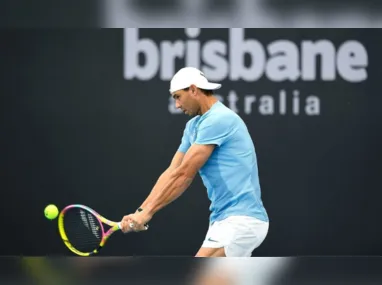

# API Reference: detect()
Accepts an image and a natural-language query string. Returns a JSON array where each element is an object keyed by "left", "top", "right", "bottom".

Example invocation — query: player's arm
[
  {"left": 142, "top": 143, "right": 215, "bottom": 216},
  {"left": 139, "top": 151, "right": 185, "bottom": 210}
]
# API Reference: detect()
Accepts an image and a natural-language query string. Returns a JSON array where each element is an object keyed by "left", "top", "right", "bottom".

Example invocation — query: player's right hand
[
  {"left": 120, "top": 214, "right": 135, "bottom": 233},
  {"left": 120, "top": 211, "right": 150, "bottom": 233}
]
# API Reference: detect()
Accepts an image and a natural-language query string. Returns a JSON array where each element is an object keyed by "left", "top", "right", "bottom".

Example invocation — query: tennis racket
[{"left": 58, "top": 204, "right": 148, "bottom": 256}]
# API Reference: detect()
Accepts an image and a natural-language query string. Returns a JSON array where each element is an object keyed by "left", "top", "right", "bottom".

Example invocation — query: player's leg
[{"left": 195, "top": 246, "right": 226, "bottom": 257}]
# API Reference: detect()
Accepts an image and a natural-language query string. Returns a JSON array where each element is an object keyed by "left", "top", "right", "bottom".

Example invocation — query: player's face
[{"left": 172, "top": 88, "right": 200, "bottom": 116}]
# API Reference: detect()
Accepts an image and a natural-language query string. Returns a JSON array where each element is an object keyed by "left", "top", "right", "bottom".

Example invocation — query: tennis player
[{"left": 120, "top": 67, "right": 269, "bottom": 257}]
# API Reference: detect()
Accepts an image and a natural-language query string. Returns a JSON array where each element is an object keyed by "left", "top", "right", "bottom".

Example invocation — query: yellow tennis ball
[{"left": 44, "top": 204, "right": 59, "bottom": 220}]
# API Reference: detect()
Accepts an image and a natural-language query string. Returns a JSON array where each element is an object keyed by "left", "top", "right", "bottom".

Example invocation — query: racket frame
[{"left": 58, "top": 204, "right": 121, "bottom": 256}]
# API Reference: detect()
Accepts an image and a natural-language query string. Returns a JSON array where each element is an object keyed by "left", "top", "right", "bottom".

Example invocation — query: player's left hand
[{"left": 120, "top": 210, "right": 151, "bottom": 233}]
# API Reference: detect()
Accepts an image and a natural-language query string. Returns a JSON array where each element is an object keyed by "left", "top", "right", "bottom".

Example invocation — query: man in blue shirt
[{"left": 120, "top": 67, "right": 269, "bottom": 257}]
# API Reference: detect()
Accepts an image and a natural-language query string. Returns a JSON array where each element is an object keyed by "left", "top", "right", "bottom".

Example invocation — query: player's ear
[{"left": 190, "top": 84, "right": 198, "bottom": 96}]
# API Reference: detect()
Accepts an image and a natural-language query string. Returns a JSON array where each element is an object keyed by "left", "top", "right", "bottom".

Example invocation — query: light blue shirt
[{"left": 178, "top": 101, "right": 269, "bottom": 224}]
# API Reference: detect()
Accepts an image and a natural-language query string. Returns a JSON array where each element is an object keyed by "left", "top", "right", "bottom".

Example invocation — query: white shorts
[{"left": 201, "top": 216, "right": 269, "bottom": 257}]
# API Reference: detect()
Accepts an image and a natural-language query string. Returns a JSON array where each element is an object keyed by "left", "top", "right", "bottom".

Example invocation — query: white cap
[{"left": 169, "top": 67, "right": 222, "bottom": 94}]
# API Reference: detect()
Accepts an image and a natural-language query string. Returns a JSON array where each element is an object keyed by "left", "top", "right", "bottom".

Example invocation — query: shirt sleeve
[
  {"left": 178, "top": 123, "right": 191, "bottom": 153},
  {"left": 194, "top": 114, "right": 235, "bottom": 147}
]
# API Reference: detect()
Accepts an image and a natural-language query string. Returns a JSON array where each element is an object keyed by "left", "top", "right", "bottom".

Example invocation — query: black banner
[{"left": 1, "top": 29, "right": 381, "bottom": 256}]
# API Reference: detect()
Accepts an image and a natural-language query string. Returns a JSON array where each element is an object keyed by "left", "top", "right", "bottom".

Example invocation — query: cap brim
[{"left": 197, "top": 82, "right": 222, "bottom": 91}]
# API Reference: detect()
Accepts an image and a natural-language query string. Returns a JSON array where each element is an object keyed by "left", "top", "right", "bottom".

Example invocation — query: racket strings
[{"left": 63, "top": 209, "right": 103, "bottom": 253}]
